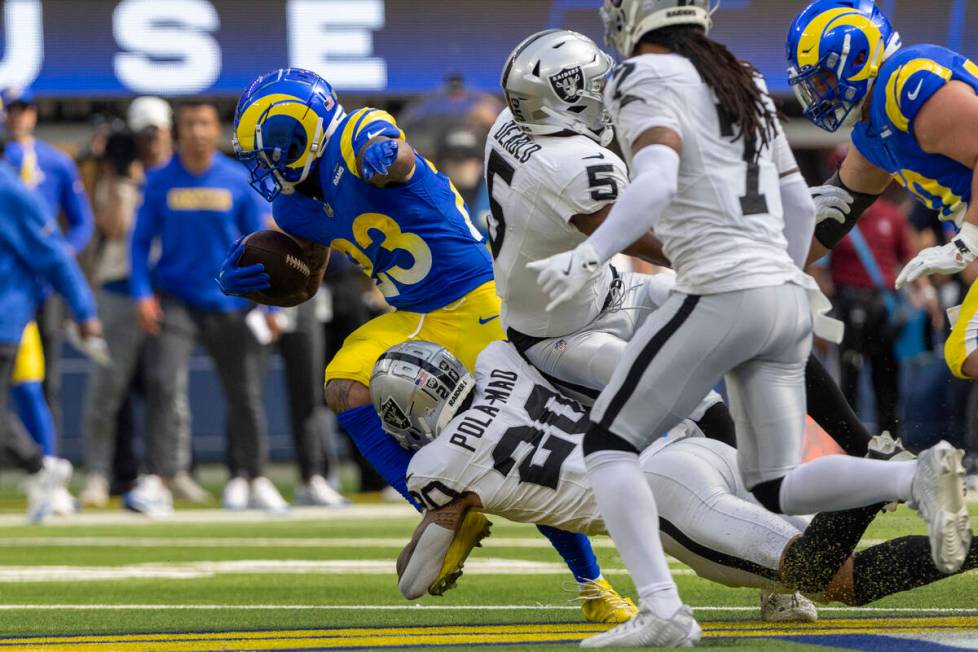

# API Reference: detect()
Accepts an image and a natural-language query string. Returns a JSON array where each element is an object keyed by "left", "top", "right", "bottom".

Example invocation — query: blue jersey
[
  {"left": 5, "top": 138, "right": 94, "bottom": 252},
  {"left": 272, "top": 108, "right": 493, "bottom": 313},
  {"left": 131, "top": 153, "right": 265, "bottom": 312},
  {"left": 852, "top": 44, "right": 978, "bottom": 224},
  {"left": 0, "top": 163, "right": 94, "bottom": 342}
]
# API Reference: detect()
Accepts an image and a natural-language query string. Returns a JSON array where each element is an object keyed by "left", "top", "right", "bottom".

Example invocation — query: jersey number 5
[
  {"left": 485, "top": 149, "right": 514, "bottom": 259},
  {"left": 491, "top": 385, "right": 586, "bottom": 490}
]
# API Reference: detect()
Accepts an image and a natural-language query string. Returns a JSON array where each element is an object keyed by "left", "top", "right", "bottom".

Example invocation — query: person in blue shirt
[
  {"left": 129, "top": 101, "right": 283, "bottom": 515},
  {"left": 0, "top": 130, "right": 101, "bottom": 521},
  {"left": 217, "top": 69, "right": 633, "bottom": 622},
  {"left": 787, "top": 1, "right": 978, "bottom": 382},
  {"left": 3, "top": 87, "right": 96, "bottom": 458}
]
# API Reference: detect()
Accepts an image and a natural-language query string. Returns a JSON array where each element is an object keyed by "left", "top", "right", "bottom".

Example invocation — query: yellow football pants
[
  {"left": 325, "top": 280, "right": 505, "bottom": 387},
  {"left": 946, "top": 280, "right": 978, "bottom": 379}
]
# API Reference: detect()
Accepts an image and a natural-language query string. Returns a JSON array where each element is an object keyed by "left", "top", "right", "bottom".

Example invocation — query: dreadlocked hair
[{"left": 639, "top": 24, "right": 780, "bottom": 157}]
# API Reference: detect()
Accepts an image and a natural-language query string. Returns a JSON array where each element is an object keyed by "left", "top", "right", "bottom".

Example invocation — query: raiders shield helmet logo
[
  {"left": 380, "top": 397, "right": 411, "bottom": 431},
  {"left": 549, "top": 66, "right": 584, "bottom": 103}
]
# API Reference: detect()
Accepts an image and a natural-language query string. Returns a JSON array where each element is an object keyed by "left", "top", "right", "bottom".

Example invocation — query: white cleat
[
  {"left": 911, "top": 441, "right": 972, "bottom": 573},
  {"left": 222, "top": 477, "right": 249, "bottom": 511},
  {"left": 249, "top": 477, "right": 289, "bottom": 512},
  {"left": 169, "top": 472, "right": 212, "bottom": 504},
  {"left": 294, "top": 475, "right": 350, "bottom": 507},
  {"left": 122, "top": 475, "right": 173, "bottom": 517},
  {"left": 760, "top": 590, "right": 817, "bottom": 623},
  {"left": 79, "top": 473, "right": 110, "bottom": 508},
  {"left": 24, "top": 457, "right": 72, "bottom": 524},
  {"left": 867, "top": 432, "right": 916, "bottom": 512},
  {"left": 580, "top": 605, "right": 701, "bottom": 648}
]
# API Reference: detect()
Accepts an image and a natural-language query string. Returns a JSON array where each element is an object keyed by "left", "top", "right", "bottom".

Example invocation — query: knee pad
[
  {"left": 750, "top": 477, "right": 785, "bottom": 514},
  {"left": 582, "top": 423, "right": 639, "bottom": 457}
]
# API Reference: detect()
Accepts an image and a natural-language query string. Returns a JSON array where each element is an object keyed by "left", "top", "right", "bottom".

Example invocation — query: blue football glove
[
  {"left": 215, "top": 237, "right": 271, "bottom": 296},
  {"left": 361, "top": 139, "right": 399, "bottom": 181}
]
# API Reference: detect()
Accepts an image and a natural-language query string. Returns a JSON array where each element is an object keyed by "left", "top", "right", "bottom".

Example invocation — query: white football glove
[
  {"left": 895, "top": 223, "right": 978, "bottom": 288},
  {"left": 526, "top": 241, "right": 601, "bottom": 312},
  {"left": 810, "top": 184, "right": 854, "bottom": 225}
]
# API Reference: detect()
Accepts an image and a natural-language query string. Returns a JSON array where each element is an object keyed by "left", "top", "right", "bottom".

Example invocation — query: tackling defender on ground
[{"left": 374, "top": 341, "right": 978, "bottom": 624}]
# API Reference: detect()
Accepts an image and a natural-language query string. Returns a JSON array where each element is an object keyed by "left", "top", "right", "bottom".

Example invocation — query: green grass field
[{"left": 0, "top": 473, "right": 975, "bottom": 651}]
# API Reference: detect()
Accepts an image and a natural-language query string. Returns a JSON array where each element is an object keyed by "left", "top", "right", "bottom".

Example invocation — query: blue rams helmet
[
  {"left": 786, "top": 0, "right": 900, "bottom": 132},
  {"left": 232, "top": 68, "right": 346, "bottom": 201}
]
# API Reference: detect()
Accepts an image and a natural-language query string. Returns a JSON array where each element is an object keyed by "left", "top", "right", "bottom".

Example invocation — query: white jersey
[
  {"left": 407, "top": 341, "right": 604, "bottom": 534},
  {"left": 605, "top": 54, "right": 807, "bottom": 295},
  {"left": 406, "top": 342, "right": 802, "bottom": 590},
  {"left": 484, "top": 109, "right": 630, "bottom": 337}
]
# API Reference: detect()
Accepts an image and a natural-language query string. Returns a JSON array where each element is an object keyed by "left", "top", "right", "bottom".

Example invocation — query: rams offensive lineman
[
  {"left": 215, "top": 69, "right": 634, "bottom": 623},
  {"left": 377, "top": 341, "right": 978, "bottom": 623},
  {"left": 529, "top": 0, "right": 972, "bottom": 646},
  {"left": 786, "top": 0, "right": 978, "bottom": 382}
]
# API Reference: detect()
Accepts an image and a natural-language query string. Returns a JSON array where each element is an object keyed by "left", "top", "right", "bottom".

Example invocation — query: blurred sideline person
[
  {"left": 0, "top": 108, "right": 101, "bottom": 521},
  {"left": 828, "top": 183, "right": 916, "bottom": 436},
  {"left": 530, "top": 1, "right": 971, "bottom": 645},
  {"left": 275, "top": 296, "right": 348, "bottom": 506},
  {"left": 80, "top": 97, "right": 190, "bottom": 508},
  {"left": 218, "top": 69, "right": 636, "bottom": 622},
  {"left": 129, "top": 101, "right": 283, "bottom": 515},
  {"left": 2, "top": 87, "right": 95, "bottom": 448}
]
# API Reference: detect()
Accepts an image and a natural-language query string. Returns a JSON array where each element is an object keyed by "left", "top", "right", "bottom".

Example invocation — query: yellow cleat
[
  {"left": 577, "top": 577, "right": 638, "bottom": 624},
  {"left": 427, "top": 509, "right": 492, "bottom": 596}
]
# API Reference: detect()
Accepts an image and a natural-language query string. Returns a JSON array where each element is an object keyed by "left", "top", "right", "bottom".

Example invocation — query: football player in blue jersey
[
  {"left": 215, "top": 69, "right": 635, "bottom": 622},
  {"left": 787, "top": 0, "right": 978, "bottom": 381}
]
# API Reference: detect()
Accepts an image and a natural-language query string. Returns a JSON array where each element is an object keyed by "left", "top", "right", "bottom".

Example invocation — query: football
[{"left": 237, "top": 229, "right": 311, "bottom": 304}]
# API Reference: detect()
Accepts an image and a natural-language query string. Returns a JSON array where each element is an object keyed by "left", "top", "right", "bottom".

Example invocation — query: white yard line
[
  {"left": 0, "top": 536, "right": 618, "bottom": 549},
  {"left": 0, "top": 604, "right": 970, "bottom": 613},
  {"left": 0, "top": 505, "right": 418, "bottom": 527}
]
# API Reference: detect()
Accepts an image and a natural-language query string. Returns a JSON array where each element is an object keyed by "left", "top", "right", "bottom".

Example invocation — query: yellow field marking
[{"left": 5, "top": 616, "right": 978, "bottom": 651}]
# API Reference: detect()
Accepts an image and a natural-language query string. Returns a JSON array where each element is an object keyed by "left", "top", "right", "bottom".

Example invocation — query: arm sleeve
[
  {"left": 58, "top": 159, "right": 95, "bottom": 252},
  {"left": 129, "top": 184, "right": 159, "bottom": 300},
  {"left": 780, "top": 172, "right": 817, "bottom": 268},
  {"left": 586, "top": 144, "right": 680, "bottom": 263},
  {"left": 0, "top": 187, "right": 95, "bottom": 321}
]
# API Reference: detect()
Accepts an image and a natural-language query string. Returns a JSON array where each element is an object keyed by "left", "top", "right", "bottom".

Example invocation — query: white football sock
[
  {"left": 779, "top": 456, "right": 915, "bottom": 515},
  {"left": 585, "top": 448, "right": 682, "bottom": 617}
]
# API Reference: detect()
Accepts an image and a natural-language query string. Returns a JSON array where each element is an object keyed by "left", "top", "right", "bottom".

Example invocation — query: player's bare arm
[
  {"left": 570, "top": 204, "right": 670, "bottom": 267},
  {"left": 357, "top": 135, "right": 417, "bottom": 187},
  {"left": 896, "top": 82, "right": 978, "bottom": 288},
  {"left": 915, "top": 81, "right": 978, "bottom": 227}
]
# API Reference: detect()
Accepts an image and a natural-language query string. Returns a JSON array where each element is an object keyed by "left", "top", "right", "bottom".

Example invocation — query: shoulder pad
[{"left": 880, "top": 49, "right": 953, "bottom": 132}]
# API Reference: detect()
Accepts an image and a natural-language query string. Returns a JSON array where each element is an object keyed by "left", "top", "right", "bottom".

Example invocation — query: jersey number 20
[{"left": 491, "top": 384, "right": 587, "bottom": 489}]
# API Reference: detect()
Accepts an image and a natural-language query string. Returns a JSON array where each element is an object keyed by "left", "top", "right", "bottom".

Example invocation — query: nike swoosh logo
[
  {"left": 366, "top": 129, "right": 385, "bottom": 140},
  {"left": 907, "top": 79, "right": 924, "bottom": 101},
  {"left": 478, "top": 315, "right": 500, "bottom": 325},
  {"left": 583, "top": 153, "right": 606, "bottom": 160}
]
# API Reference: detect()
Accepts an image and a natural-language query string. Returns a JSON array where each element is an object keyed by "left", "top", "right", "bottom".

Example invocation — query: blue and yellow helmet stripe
[{"left": 232, "top": 68, "right": 344, "bottom": 202}]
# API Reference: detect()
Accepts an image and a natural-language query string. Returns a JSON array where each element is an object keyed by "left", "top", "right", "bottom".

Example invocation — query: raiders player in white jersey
[
  {"left": 529, "top": 1, "right": 971, "bottom": 647},
  {"left": 372, "top": 341, "right": 978, "bottom": 635},
  {"left": 487, "top": 29, "right": 731, "bottom": 445}
]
